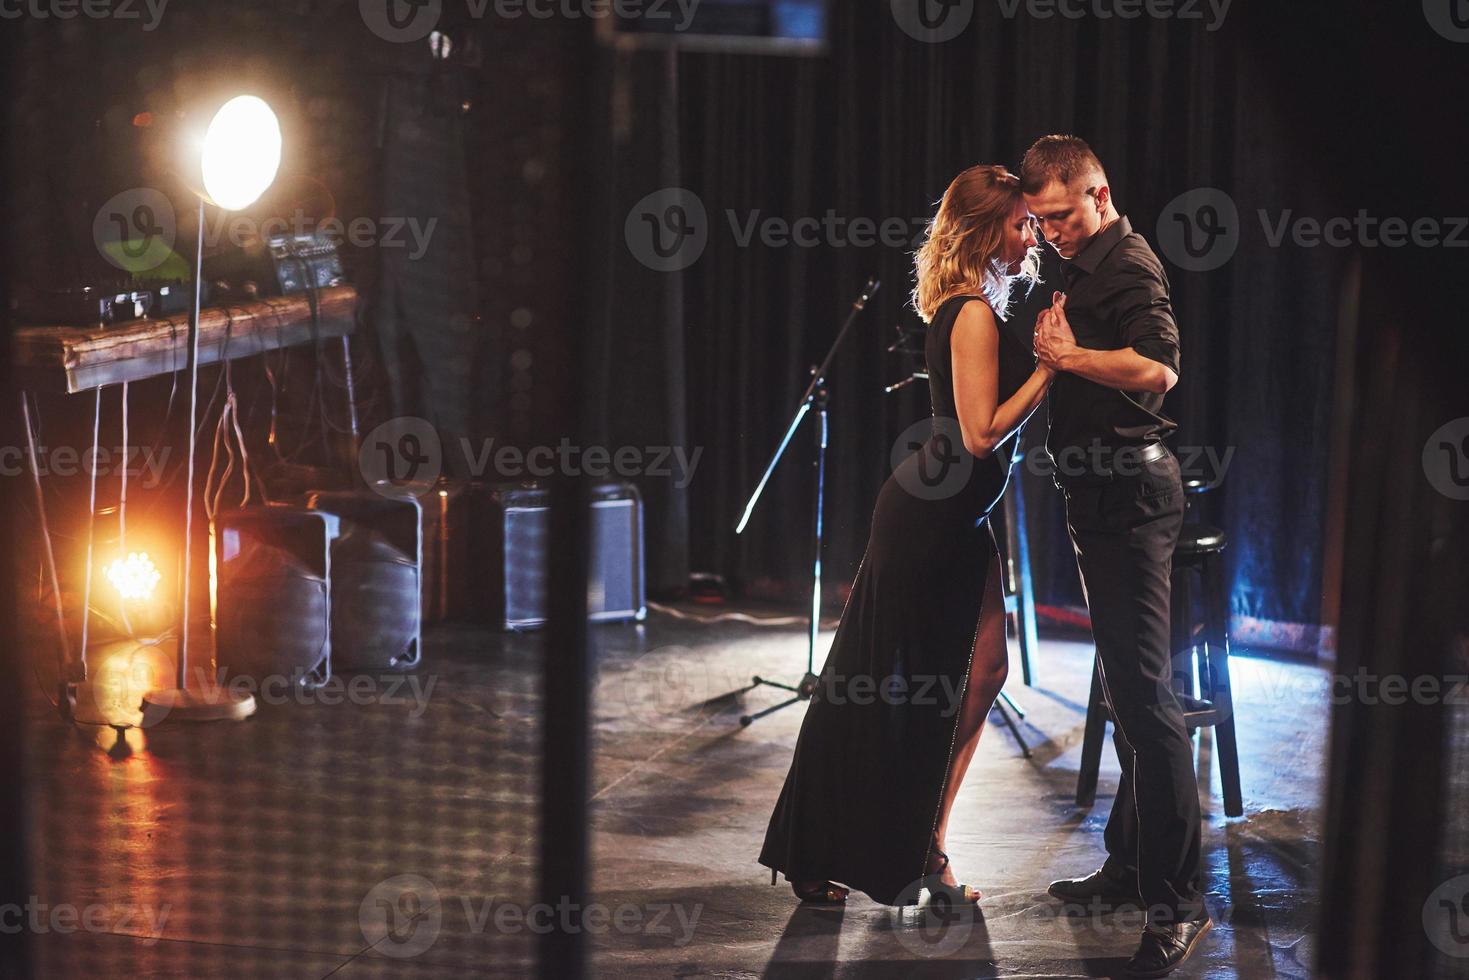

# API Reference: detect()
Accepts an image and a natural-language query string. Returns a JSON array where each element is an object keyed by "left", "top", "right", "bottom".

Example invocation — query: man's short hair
[{"left": 1019, "top": 135, "right": 1106, "bottom": 195}]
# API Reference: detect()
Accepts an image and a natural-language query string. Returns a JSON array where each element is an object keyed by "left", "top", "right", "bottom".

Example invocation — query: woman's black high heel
[
  {"left": 772, "top": 867, "right": 849, "bottom": 904},
  {"left": 924, "top": 842, "right": 982, "bottom": 904}
]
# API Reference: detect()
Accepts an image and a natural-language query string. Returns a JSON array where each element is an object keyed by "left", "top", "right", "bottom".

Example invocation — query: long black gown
[{"left": 757, "top": 294, "right": 1032, "bottom": 907}]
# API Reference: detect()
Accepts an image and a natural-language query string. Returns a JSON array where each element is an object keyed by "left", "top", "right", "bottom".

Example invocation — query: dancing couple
[{"left": 757, "top": 135, "right": 1212, "bottom": 978}]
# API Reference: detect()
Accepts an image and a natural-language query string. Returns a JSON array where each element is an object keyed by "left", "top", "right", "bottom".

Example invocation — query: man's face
[{"left": 1023, "top": 178, "right": 1108, "bottom": 260}]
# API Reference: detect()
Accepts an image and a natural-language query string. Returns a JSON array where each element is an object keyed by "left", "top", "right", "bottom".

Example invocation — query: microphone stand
[{"left": 732, "top": 278, "right": 879, "bottom": 726}]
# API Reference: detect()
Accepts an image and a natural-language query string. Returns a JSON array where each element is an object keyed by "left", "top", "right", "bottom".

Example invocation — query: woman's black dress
[{"left": 757, "top": 294, "right": 1033, "bottom": 907}]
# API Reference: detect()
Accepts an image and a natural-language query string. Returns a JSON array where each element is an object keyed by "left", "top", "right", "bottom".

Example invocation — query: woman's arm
[
  {"left": 1035, "top": 292, "right": 1178, "bottom": 394},
  {"left": 950, "top": 299, "right": 1055, "bottom": 459}
]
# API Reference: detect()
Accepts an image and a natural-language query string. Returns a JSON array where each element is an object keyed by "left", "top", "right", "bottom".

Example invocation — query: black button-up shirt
[{"left": 1047, "top": 215, "right": 1181, "bottom": 457}]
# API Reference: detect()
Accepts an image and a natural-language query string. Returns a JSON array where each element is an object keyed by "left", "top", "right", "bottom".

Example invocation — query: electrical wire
[{"left": 646, "top": 600, "right": 840, "bottom": 630}]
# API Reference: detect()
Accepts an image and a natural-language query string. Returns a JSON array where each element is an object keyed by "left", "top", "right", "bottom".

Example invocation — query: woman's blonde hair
[{"left": 912, "top": 164, "right": 1037, "bottom": 323}]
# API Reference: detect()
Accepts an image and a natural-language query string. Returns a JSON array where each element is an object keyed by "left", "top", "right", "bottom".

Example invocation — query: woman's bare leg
[{"left": 929, "top": 548, "right": 1010, "bottom": 886}]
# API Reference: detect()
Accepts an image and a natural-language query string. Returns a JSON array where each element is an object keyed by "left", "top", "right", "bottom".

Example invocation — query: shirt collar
[{"left": 1067, "top": 214, "right": 1132, "bottom": 276}]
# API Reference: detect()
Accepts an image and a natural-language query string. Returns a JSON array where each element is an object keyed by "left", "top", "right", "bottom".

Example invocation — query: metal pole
[
  {"left": 339, "top": 335, "right": 361, "bottom": 462},
  {"left": 178, "top": 196, "right": 205, "bottom": 690},
  {"left": 807, "top": 386, "right": 828, "bottom": 676},
  {"left": 21, "top": 393, "right": 70, "bottom": 691}
]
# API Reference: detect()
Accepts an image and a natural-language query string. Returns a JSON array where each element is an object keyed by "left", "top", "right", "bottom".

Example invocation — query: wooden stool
[{"left": 1075, "top": 519, "right": 1244, "bottom": 818}]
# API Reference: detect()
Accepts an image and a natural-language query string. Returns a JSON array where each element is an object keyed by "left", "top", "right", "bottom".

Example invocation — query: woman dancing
[{"left": 757, "top": 164, "right": 1051, "bottom": 906}]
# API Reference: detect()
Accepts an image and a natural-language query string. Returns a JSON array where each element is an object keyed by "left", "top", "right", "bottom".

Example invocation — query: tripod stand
[{"left": 733, "top": 278, "right": 879, "bottom": 726}]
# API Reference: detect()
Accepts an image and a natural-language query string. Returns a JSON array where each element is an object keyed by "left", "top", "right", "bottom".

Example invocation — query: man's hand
[{"left": 1034, "top": 292, "right": 1079, "bottom": 371}]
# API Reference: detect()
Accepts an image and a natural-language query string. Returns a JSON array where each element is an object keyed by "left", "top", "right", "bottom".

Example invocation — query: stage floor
[{"left": 22, "top": 606, "right": 1325, "bottom": 978}]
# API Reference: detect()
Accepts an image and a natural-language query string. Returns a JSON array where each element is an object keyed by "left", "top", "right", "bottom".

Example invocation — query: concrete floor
[{"left": 21, "top": 607, "right": 1326, "bottom": 978}]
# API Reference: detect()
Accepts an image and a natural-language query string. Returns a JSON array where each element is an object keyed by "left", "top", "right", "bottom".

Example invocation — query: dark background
[
  {"left": 604, "top": 2, "right": 1352, "bottom": 648},
  {"left": 7, "top": 2, "right": 1454, "bottom": 651}
]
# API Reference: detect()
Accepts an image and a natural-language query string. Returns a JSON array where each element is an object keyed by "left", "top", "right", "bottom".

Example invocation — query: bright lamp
[
  {"left": 200, "top": 95, "right": 282, "bottom": 211},
  {"left": 142, "top": 93, "right": 283, "bottom": 726}
]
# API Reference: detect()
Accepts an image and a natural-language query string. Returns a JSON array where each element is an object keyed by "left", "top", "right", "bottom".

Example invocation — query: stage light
[
  {"left": 142, "top": 93, "right": 283, "bottom": 726},
  {"left": 105, "top": 552, "right": 161, "bottom": 603},
  {"left": 199, "top": 95, "right": 282, "bottom": 211}
]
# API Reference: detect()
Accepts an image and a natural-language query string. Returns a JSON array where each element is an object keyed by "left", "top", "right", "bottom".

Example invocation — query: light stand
[
  {"left": 141, "top": 95, "right": 282, "bottom": 725},
  {"left": 732, "top": 278, "right": 878, "bottom": 726}
]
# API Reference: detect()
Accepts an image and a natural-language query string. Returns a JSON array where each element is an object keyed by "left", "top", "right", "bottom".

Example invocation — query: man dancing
[{"left": 1021, "top": 134, "right": 1211, "bottom": 978}]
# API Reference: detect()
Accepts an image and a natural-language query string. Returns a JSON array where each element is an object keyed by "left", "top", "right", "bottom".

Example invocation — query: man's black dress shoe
[
  {"left": 1046, "top": 867, "right": 1142, "bottom": 909},
  {"left": 1124, "top": 913, "right": 1213, "bottom": 977}
]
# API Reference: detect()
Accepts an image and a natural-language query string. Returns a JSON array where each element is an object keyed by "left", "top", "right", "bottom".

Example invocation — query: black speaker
[
  {"left": 214, "top": 507, "right": 340, "bottom": 690},
  {"left": 307, "top": 490, "right": 423, "bottom": 671},
  {"left": 483, "top": 481, "right": 646, "bottom": 631}
]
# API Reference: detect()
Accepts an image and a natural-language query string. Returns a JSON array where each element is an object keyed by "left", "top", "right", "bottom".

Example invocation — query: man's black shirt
[{"left": 1047, "top": 215, "right": 1181, "bottom": 457}]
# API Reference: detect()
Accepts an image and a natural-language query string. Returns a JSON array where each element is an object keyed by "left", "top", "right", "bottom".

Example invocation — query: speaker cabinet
[
  {"left": 308, "top": 490, "right": 423, "bottom": 671},
  {"left": 484, "top": 481, "right": 646, "bottom": 630},
  {"left": 214, "top": 507, "right": 340, "bottom": 690}
]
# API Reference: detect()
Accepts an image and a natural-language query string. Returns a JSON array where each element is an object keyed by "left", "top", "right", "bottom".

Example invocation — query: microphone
[{"left": 853, "top": 277, "right": 880, "bottom": 310}]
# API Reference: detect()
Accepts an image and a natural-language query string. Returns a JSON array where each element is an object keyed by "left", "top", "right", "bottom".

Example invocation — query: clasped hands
[{"left": 1034, "top": 291, "right": 1078, "bottom": 374}]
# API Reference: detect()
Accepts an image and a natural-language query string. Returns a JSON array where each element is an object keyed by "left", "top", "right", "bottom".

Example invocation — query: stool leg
[
  {"left": 1203, "top": 552, "right": 1244, "bottom": 817},
  {"left": 1170, "top": 561, "right": 1197, "bottom": 700},
  {"left": 1076, "top": 655, "right": 1107, "bottom": 807}
]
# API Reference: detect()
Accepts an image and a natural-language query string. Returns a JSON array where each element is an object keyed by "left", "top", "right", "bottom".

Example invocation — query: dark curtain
[
  {"left": 604, "top": 4, "right": 1345, "bottom": 632},
  {"left": 1232, "top": 4, "right": 1469, "bottom": 976}
]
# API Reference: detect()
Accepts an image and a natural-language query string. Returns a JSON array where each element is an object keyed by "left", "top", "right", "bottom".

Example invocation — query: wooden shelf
[{"left": 12, "top": 285, "right": 358, "bottom": 394}]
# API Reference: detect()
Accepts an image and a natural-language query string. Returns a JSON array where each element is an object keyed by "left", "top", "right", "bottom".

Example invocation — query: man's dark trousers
[{"left": 1062, "top": 449, "right": 1202, "bottom": 921}]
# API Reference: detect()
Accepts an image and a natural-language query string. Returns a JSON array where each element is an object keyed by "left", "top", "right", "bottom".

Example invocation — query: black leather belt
[{"left": 1053, "top": 441, "right": 1171, "bottom": 488}]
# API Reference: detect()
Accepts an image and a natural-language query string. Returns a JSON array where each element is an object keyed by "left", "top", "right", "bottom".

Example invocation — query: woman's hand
[{"left": 1034, "top": 292, "right": 1079, "bottom": 371}]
